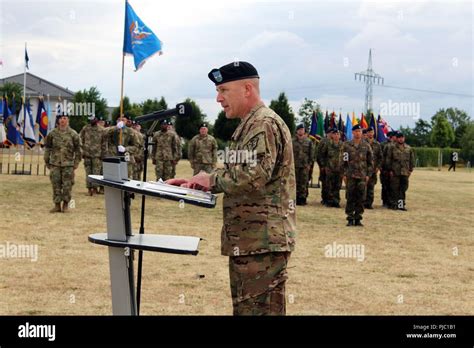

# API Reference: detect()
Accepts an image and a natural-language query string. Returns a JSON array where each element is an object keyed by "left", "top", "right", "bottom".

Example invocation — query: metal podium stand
[{"left": 88, "top": 157, "right": 216, "bottom": 315}]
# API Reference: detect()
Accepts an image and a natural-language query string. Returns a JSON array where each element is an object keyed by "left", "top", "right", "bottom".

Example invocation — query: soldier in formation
[
  {"left": 292, "top": 124, "right": 313, "bottom": 205},
  {"left": 152, "top": 120, "right": 181, "bottom": 181},
  {"left": 188, "top": 123, "right": 218, "bottom": 175},
  {"left": 79, "top": 117, "right": 104, "bottom": 195},
  {"left": 363, "top": 127, "right": 382, "bottom": 209}
]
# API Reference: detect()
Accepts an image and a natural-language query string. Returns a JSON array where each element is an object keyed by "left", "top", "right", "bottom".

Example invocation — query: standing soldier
[
  {"left": 101, "top": 115, "right": 139, "bottom": 178},
  {"left": 152, "top": 120, "right": 180, "bottom": 181},
  {"left": 380, "top": 131, "right": 397, "bottom": 207},
  {"left": 188, "top": 123, "right": 217, "bottom": 175},
  {"left": 341, "top": 124, "right": 373, "bottom": 226},
  {"left": 168, "top": 61, "right": 295, "bottom": 315},
  {"left": 364, "top": 127, "right": 382, "bottom": 209},
  {"left": 316, "top": 134, "right": 331, "bottom": 205},
  {"left": 131, "top": 121, "right": 145, "bottom": 180},
  {"left": 44, "top": 113, "right": 82, "bottom": 213},
  {"left": 80, "top": 117, "right": 104, "bottom": 196},
  {"left": 292, "top": 124, "right": 313, "bottom": 205},
  {"left": 167, "top": 121, "right": 182, "bottom": 178},
  {"left": 386, "top": 132, "right": 415, "bottom": 211},
  {"left": 325, "top": 128, "right": 343, "bottom": 208}
]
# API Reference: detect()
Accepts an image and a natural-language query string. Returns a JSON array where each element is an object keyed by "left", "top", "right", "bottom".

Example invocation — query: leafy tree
[
  {"left": 0, "top": 82, "right": 23, "bottom": 113},
  {"left": 69, "top": 87, "right": 108, "bottom": 133},
  {"left": 269, "top": 92, "right": 296, "bottom": 135},
  {"left": 431, "top": 114, "right": 455, "bottom": 148},
  {"left": 140, "top": 97, "right": 168, "bottom": 130},
  {"left": 298, "top": 98, "right": 321, "bottom": 131},
  {"left": 432, "top": 108, "right": 470, "bottom": 148},
  {"left": 213, "top": 110, "right": 240, "bottom": 141},
  {"left": 174, "top": 98, "right": 206, "bottom": 140},
  {"left": 112, "top": 96, "right": 142, "bottom": 121},
  {"left": 460, "top": 121, "right": 474, "bottom": 164}
]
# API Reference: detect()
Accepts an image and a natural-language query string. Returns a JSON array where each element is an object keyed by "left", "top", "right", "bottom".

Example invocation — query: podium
[{"left": 88, "top": 157, "right": 216, "bottom": 315}]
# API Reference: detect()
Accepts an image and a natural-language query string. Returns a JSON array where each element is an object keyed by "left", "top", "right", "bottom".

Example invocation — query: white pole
[{"left": 23, "top": 42, "right": 27, "bottom": 102}]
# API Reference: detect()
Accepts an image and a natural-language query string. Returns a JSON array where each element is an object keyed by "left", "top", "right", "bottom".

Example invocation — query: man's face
[
  {"left": 397, "top": 136, "right": 405, "bottom": 144},
  {"left": 118, "top": 117, "right": 127, "bottom": 125},
  {"left": 133, "top": 124, "right": 141, "bottom": 132},
  {"left": 200, "top": 127, "right": 208, "bottom": 136},
  {"left": 353, "top": 129, "right": 362, "bottom": 140},
  {"left": 216, "top": 80, "right": 247, "bottom": 119},
  {"left": 296, "top": 128, "right": 305, "bottom": 137},
  {"left": 98, "top": 120, "right": 105, "bottom": 128},
  {"left": 367, "top": 130, "right": 374, "bottom": 139},
  {"left": 390, "top": 136, "right": 397, "bottom": 142},
  {"left": 58, "top": 116, "right": 68, "bottom": 128},
  {"left": 333, "top": 132, "right": 340, "bottom": 142}
]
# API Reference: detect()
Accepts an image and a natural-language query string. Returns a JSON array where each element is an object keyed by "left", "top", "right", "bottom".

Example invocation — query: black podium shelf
[{"left": 89, "top": 233, "right": 200, "bottom": 255}]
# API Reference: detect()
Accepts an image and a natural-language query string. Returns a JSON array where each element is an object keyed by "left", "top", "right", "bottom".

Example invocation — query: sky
[{"left": 0, "top": 0, "right": 472, "bottom": 129}]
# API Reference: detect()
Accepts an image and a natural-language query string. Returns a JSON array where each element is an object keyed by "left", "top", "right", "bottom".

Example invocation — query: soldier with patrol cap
[
  {"left": 292, "top": 123, "right": 313, "bottom": 205},
  {"left": 385, "top": 131, "right": 415, "bottom": 210},
  {"left": 380, "top": 130, "right": 397, "bottom": 207},
  {"left": 188, "top": 122, "right": 218, "bottom": 175},
  {"left": 80, "top": 116, "right": 105, "bottom": 196},
  {"left": 152, "top": 119, "right": 181, "bottom": 181},
  {"left": 167, "top": 121, "right": 182, "bottom": 178},
  {"left": 44, "top": 113, "right": 82, "bottom": 212},
  {"left": 364, "top": 126, "right": 383, "bottom": 209},
  {"left": 341, "top": 124, "right": 373, "bottom": 226},
  {"left": 324, "top": 127, "right": 343, "bottom": 208},
  {"left": 316, "top": 134, "right": 331, "bottom": 206},
  {"left": 167, "top": 61, "right": 296, "bottom": 315}
]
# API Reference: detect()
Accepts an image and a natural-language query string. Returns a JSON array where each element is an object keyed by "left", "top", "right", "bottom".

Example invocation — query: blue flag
[
  {"left": 345, "top": 114, "right": 352, "bottom": 141},
  {"left": 123, "top": 1, "right": 163, "bottom": 71}
]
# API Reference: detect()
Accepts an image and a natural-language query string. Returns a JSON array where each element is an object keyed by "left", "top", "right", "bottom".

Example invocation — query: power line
[{"left": 376, "top": 84, "right": 474, "bottom": 98}]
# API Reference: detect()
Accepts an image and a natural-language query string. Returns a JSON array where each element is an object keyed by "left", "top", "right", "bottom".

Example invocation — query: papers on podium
[{"left": 144, "top": 179, "right": 214, "bottom": 204}]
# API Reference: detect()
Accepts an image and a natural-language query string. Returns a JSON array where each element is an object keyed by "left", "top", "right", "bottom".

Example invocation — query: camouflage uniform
[
  {"left": 170, "top": 130, "right": 182, "bottom": 178},
  {"left": 316, "top": 136, "right": 330, "bottom": 205},
  {"left": 209, "top": 103, "right": 296, "bottom": 315},
  {"left": 152, "top": 130, "right": 181, "bottom": 181},
  {"left": 79, "top": 124, "right": 104, "bottom": 189},
  {"left": 324, "top": 139, "right": 343, "bottom": 207},
  {"left": 380, "top": 140, "right": 393, "bottom": 206},
  {"left": 44, "top": 127, "right": 82, "bottom": 207},
  {"left": 188, "top": 133, "right": 218, "bottom": 175},
  {"left": 341, "top": 140, "right": 373, "bottom": 223},
  {"left": 102, "top": 126, "right": 139, "bottom": 178},
  {"left": 292, "top": 135, "right": 313, "bottom": 204},
  {"left": 386, "top": 143, "right": 415, "bottom": 210},
  {"left": 132, "top": 130, "right": 145, "bottom": 180},
  {"left": 364, "top": 138, "right": 383, "bottom": 208}
]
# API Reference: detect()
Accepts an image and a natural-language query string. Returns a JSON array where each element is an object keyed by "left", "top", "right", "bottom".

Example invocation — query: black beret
[
  {"left": 352, "top": 124, "right": 361, "bottom": 131},
  {"left": 200, "top": 123, "right": 208, "bottom": 128},
  {"left": 362, "top": 128, "right": 368, "bottom": 134},
  {"left": 296, "top": 124, "right": 305, "bottom": 130},
  {"left": 329, "top": 127, "right": 339, "bottom": 133},
  {"left": 396, "top": 132, "right": 404, "bottom": 137},
  {"left": 208, "top": 61, "right": 259, "bottom": 86},
  {"left": 367, "top": 126, "right": 374, "bottom": 132}
]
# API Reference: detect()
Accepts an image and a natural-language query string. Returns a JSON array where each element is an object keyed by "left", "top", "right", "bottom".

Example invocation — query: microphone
[{"left": 135, "top": 102, "right": 193, "bottom": 123}]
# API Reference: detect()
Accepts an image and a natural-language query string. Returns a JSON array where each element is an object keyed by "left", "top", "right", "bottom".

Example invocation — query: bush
[{"left": 413, "top": 147, "right": 461, "bottom": 167}]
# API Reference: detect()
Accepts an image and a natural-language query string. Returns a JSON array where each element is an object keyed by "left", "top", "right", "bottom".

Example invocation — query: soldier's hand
[
  {"left": 365, "top": 176, "right": 369, "bottom": 183},
  {"left": 166, "top": 178, "right": 189, "bottom": 186},
  {"left": 74, "top": 164, "right": 79, "bottom": 170},
  {"left": 389, "top": 171, "right": 394, "bottom": 177},
  {"left": 117, "top": 145, "right": 126, "bottom": 153},
  {"left": 181, "top": 171, "right": 211, "bottom": 192},
  {"left": 343, "top": 175, "right": 347, "bottom": 185}
]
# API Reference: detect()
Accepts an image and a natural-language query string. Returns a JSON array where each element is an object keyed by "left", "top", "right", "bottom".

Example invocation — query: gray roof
[{"left": 0, "top": 72, "right": 75, "bottom": 99}]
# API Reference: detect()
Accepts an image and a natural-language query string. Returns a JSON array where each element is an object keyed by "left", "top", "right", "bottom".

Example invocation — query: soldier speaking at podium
[{"left": 167, "top": 61, "right": 296, "bottom": 315}]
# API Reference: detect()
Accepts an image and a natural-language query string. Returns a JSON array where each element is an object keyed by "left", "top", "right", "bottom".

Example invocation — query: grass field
[{"left": 0, "top": 157, "right": 473, "bottom": 315}]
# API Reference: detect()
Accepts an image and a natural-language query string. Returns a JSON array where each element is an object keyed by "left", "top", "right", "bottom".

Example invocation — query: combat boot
[
  {"left": 346, "top": 219, "right": 354, "bottom": 226},
  {"left": 50, "top": 203, "right": 62, "bottom": 213},
  {"left": 94, "top": 187, "right": 100, "bottom": 195},
  {"left": 88, "top": 188, "right": 94, "bottom": 196},
  {"left": 354, "top": 219, "right": 363, "bottom": 226},
  {"left": 62, "top": 202, "right": 69, "bottom": 213},
  {"left": 98, "top": 187, "right": 104, "bottom": 194}
]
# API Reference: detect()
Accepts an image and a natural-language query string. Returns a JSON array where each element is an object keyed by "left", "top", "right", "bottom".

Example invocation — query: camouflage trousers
[
  {"left": 319, "top": 168, "right": 330, "bottom": 203},
  {"left": 155, "top": 160, "right": 174, "bottom": 181},
  {"left": 295, "top": 166, "right": 309, "bottom": 200},
  {"left": 192, "top": 163, "right": 214, "bottom": 176},
  {"left": 49, "top": 166, "right": 75, "bottom": 204},
  {"left": 380, "top": 170, "right": 391, "bottom": 205},
  {"left": 364, "top": 172, "right": 378, "bottom": 207},
  {"left": 390, "top": 175, "right": 409, "bottom": 209},
  {"left": 345, "top": 178, "right": 366, "bottom": 220},
  {"left": 83, "top": 157, "right": 102, "bottom": 188},
  {"left": 229, "top": 252, "right": 290, "bottom": 316},
  {"left": 327, "top": 171, "right": 342, "bottom": 205},
  {"left": 133, "top": 160, "right": 144, "bottom": 181}
]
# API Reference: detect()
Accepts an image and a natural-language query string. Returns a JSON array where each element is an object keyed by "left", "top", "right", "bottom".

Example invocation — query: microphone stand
[{"left": 136, "top": 119, "right": 159, "bottom": 315}]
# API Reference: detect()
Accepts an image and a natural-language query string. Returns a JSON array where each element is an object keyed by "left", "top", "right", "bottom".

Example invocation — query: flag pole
[{"left": 119, "top": 51, "right": 125, "bottom": 145}]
